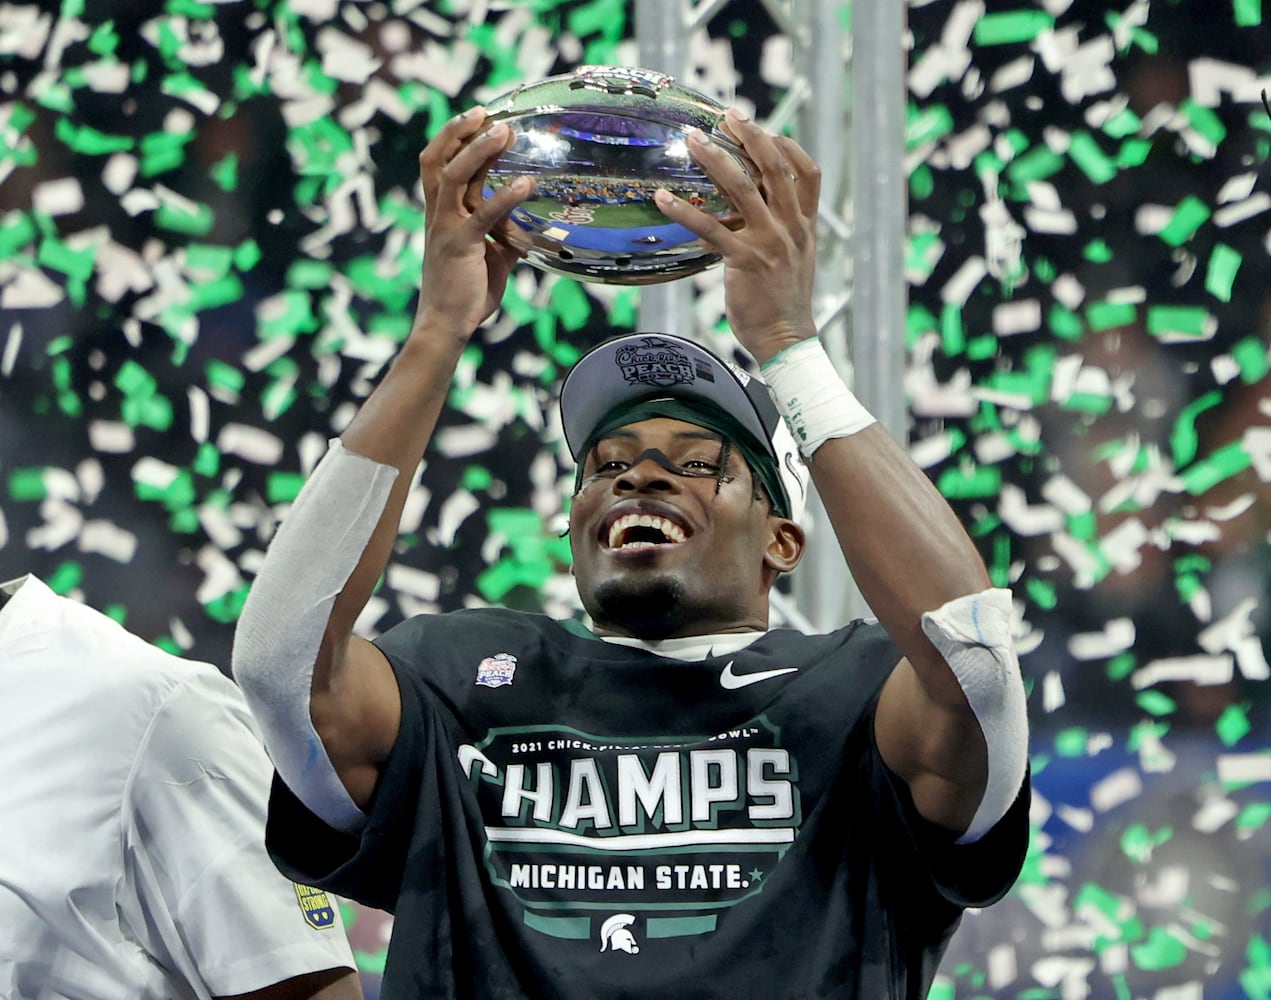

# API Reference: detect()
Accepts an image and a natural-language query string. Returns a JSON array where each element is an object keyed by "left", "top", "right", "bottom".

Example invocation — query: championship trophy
[{"left": 479, "top": 66, "right": 755, "bottom": 286}]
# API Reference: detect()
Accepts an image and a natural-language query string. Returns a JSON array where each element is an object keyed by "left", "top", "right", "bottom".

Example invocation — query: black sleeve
[{"left": 879, "top": 757, "right": 1032, "bottom": 909}]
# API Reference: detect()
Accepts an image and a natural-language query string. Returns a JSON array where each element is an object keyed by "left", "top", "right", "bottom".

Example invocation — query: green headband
[{"left": 574, "top": 397, "right": 790, "bottom": 517}]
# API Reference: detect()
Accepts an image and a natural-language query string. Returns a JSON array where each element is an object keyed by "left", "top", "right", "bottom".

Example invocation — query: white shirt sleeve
[{"left": 120, "top": 667, "right": 356, "bottom": 997}]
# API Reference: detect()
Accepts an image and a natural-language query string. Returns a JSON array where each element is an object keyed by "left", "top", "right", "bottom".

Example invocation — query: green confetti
[
  {"left": 1233, "top": 337, "right": 1270, "bottom": 382},
  {"left": 1047, "top": 303, "right": 1084, "bottom": 340},
  {"left": 1055, "top": 727, "right": 1089, "bottom": 757},
  {"left": 936, "top": 463, "right": 1001, "bottom": 499},
  {"left": 463, "top": 466, "right": 493, "bottom": 491},
  {"left": 1235, "top": 0, "right": 1263, "bottom": 26},
  {"left": 907, "top": 104, "right": 955, "bottom": 148},
  {"left": 1006, "top": 146, "right": 1065, "bottom": 184},
  {"left": 1107, "top": 653, "right": 1136, "bottom": 681},
  {"left": 1170, "top": 391, "right": 1222, "bottom": 466},
  {"left": 8, "top": 468, "right": 50, "bottom": 502},
  {"left": 1085, "top": 300, "right": 1136, "bottom": 331},
  {"left": 209, "top": 153, "right": 239, "bottom": 191},
  {"left": 86, "top": 20, "right": 120, "bottom": 56},
  {"left": 940, "top": 303, "right": 965, "bottom": 356},
  {"left": 550, "top": 280, "right": 592, "bottom": 331},
  {"left": 1135, "top": 690, "right": 1177, "bottom": 717},
  {"left": 1083, "top": 238, "right": 1114, "bottom": 262},
  {"left": 155, "top": 202, "right": 215, "bottom": 236},
  {"left": 1130, "top": 926, "right": 1187, "bottom": 971},
  {"left": 193, "top": 443, "right": 220, "bottom": 477},
  {"left": 1147, "top": 305, "right": 1212, "bottom": 340},
  {"left": 973, "top": 10, "right": 1056, "bottom": 45},
  {"left": 1068, "top": 132, "right": 1118, "bottom": 184},
  {"left": 1217, "top": 704, "right": 1252, "bottom": 746},
  {"left": 140, "top": 129, "right": 192, "bottom": 177},
  {"left": 1181, "top": 440, "right": 1252, "bottom": 493},
  {"left": 203, "top": 584, "right": 249, "bottom": 624},
  {"left": 1157, "top": 196, "right": 1210, "bottom": 246},
  {"left": 266, "top": 472, "right": 306, "bottom": 503},
  {"left": 1205, "top": 243, "right": 1242, "bottom": 302},
  {"left": 54, "top": 119, "right": 134, "bottom": 155},
  {"left": 1238, "top": 802, "right": 1271, "bottom": 832},
  {"left": 1025, "top": 578, "right": 1058, "bottom": 610},
  {"left": 205, "top": 359, "right": 245, "bottom": 396},
  {"left": 1182, "top": 99, "right": 1228, "bottom": 147},
  {"left": 46, "top": 561, "right": 84, "bottom": 595}
]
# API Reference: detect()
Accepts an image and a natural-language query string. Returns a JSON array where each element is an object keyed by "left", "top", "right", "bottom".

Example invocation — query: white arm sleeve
[
  {"left": 123, "top": 670, "right": 355, "bottom": 996},
  {"left": 232, "top": 438, "right": 398, "bottom": 833},
  {"left": 920, "top": 587, "right": 1029, "bottom": 844}
]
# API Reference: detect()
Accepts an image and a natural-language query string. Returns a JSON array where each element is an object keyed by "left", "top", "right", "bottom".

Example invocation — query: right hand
[{"left": 413, "top": 109, "right": 535, "bottom": 341}]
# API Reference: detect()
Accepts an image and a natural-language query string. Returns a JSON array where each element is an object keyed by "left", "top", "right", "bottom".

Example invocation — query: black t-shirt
[{"left": 268, "top": 608, "right": 1030, "bottom": 999}]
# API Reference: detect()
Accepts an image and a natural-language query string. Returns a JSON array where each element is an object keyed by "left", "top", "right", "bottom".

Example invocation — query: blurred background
[{"left": 1, "top": 0, "right": 1269, "bottom": 996}]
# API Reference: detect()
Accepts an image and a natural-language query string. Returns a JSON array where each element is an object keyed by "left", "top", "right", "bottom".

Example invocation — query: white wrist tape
[
  {"left": 759, "top": 337, "right": 876, "bottom": 457},
  {"left": 920, "top": 587, "right": 1028, "bottom": 844},
  {"left": 232, "top": 439, "right": 398, "bottom": 833}
]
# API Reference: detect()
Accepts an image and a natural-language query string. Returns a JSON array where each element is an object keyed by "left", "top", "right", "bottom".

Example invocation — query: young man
[
  {"left": 0, "top": 575, "right": 363, "bottom": 1000},
  {"left": 233, "top": 107, "right": 1030, "bottom": 998}
]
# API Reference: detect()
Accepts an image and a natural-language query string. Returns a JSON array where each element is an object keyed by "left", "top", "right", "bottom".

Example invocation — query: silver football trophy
[{"left": 480, "top": 66, "right": 755, "bottom": 285}]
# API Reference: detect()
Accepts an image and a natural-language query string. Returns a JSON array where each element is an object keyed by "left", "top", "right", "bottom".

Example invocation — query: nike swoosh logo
[{"left": 719, "top": 661, "right": 799, "bottom": 689}]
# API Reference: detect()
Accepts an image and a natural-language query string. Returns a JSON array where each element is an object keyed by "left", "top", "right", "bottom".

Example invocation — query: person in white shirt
[{"left": 0, "top": 574, "right": 363, "bottom": 1000}]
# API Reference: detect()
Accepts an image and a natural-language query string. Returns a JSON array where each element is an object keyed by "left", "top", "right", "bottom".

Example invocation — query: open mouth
[{"left": 605, "top": 512, "right": 689, "bottom": 551}]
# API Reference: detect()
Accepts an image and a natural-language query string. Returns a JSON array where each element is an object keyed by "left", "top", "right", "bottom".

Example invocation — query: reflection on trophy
[{"left": 479, "top": 65, "right": 754, "bottom": 285}]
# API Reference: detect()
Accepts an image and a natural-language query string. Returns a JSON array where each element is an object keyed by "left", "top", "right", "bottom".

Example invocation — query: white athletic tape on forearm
[
  {"left": 232, "top": 439, "right": 398, "bottom": 833},
  {"left": 920, "top": 587, "right": 1028, "bottom": 844},
  {"left": 758, "top": 337, "right": 876, "bottom": 458}
]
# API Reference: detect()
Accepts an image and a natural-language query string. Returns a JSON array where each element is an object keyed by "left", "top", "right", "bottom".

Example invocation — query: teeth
[{"left": 607, "top": 513, "right": 688, "bottom": 549}]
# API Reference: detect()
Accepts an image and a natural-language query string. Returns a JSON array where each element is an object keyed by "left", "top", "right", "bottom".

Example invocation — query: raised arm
[
  {"left": 654, "top": 110, "right": 1026, "bottom": 840},
  {"left": 232, "top": 110, "right": 532, "bottom": 820}
]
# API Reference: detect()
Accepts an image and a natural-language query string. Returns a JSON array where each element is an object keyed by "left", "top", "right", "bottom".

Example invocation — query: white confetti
[
  {"left": 1042, "top": 670, "right": 1065, "bottom": 712},
  {"left": 1192, "top": 797, "right": 1239, "bottom": 834},
  {"left": 195, "top": 544, "right": 242, "bottom": 606},
  {"left": 0, "top": 6, "right": 51, "bottom": 59},
  {"left": 386, "top": 564, "right": 440, "bottom": 601},
  {"left": 1216, "top": 172, "right": 1257, "bottom": 204},
  {"left": 1068, "top": 618, "right": 1135, "bottom": 660},
  {"left": 1132, "top": 654, "right": 1234, "bottom": 689},
  {"left": 217, "top": 424, "right": 284, "bottom": 465},
  {"left": 77, "top": 521, "right": 138, "bottom": 563},
  {"left": 992, "top": 300, "right": 1042, "bottom": 336},
  {"left": 1213, "top": 192, "right": 1271, "bottom": 228},
  {"left": 317, "top": 27, "right": 382, "bottom": 84},
  {"left": 31, "top": 177, "right": 83, "bottom": 216},
  {"left": 1, "top": 267, "right": 65, "bottom": 308},
  {"left": 188, "top": 387, "right": 209, "bottom": 444},
  {"left": 434, "top": 490, "right": 480, "bottom": 547},
  {"left": 1089, "top": 767, "right": 1141, "bottom": 812},
  {"left": 1216, "top": 754, "right": 1271, "bottom": 785},
  {"left": 435, "top": 424, "right": 498, "bottom": 457},
  {"left": 940, "top": 255, "right": 988, "bottom": 306},
  {"left": 1, "top": 322, "right": 20, "bottom": 376},
  {"left": 998, "top": 484, "right": 1064, "bottom": 536},
  {"left": 1187, "top": 57, "right": 1257, "bottom": 108},
  {"left": 989, "top": 56, "right": 1034, "bottom": 94},
  {"left": 26, "top": 498, "right": 82, "bottom": 552}
]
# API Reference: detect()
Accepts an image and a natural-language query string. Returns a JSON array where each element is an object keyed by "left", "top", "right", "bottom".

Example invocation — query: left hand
[{"left": 653, "top": 108, "right": 820, "bottom": 364}]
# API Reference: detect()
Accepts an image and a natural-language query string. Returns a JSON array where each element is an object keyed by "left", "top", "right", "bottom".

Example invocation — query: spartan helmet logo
[{"left": 599, "top": 913, "right": 640, "bottom": 954}]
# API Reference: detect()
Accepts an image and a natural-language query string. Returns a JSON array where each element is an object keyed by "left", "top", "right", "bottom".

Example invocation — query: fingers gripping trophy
[{"left": 234, "top": 62, "right": 1030, "bottom": 1000}]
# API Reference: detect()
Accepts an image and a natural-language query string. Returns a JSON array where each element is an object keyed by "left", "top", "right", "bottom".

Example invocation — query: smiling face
[{"left": 568, "top": 416, "right": 804, "bottom": 640}]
